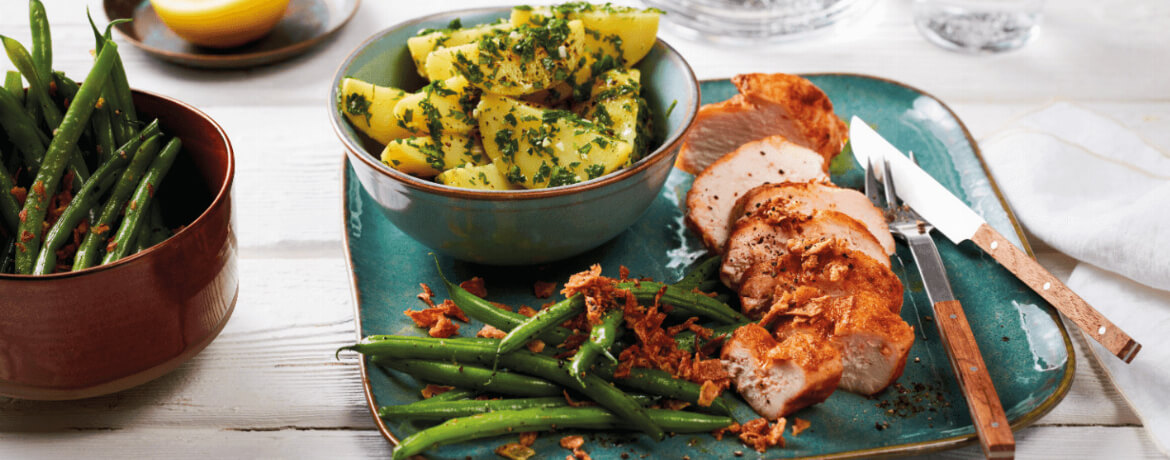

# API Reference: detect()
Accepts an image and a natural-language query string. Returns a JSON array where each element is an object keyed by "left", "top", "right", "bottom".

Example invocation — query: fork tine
[
  {"left": 881, "top": 157, "right": 898, "bottom": 208},
  {"left": 864, "top": 156, "right": 882, "bottom": 205}
]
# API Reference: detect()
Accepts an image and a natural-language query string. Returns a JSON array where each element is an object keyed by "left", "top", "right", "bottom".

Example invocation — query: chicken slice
[
  {"left": 721, "top": 209, "right": 889, "bottom": 289},
  {"left": 684, "top": 135, "right": 827, "bottom": 253},
  {"left": 721, "top": 323, "right": 843, "bottom": 419},
  {"left": 733, "top": 182, "right": 896, "bottom": 255},
  {"left": 676, "top": 73, "right": 848, "bottom": 175},
  {"left": 738, "top": 237, "right": 903, "bottom": 318},
  {"left": 770, "top": 292, "right": 914, "bottom": 396}
]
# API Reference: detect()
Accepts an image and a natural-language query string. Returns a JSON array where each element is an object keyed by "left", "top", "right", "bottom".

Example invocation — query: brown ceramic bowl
[{"left": 0, "top": 90, "right": 237, "bottom": 400}]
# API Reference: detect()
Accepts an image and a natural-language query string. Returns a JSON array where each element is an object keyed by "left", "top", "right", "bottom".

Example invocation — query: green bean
[
  {"left": 31, "top": 145, "right": 134, "bottom": 274},
  {"left": 3, "top": 71, "right": 21, "bottom": 101},
  {"left": 698, "top": 279, "right": 722, "bottom": 292},
  {"left": 145, "top": 203, "right": 171, "bottom": 246},
  {"left": 87, "top": 86, "right": 116, "bottom": 161},
  {"left": 416, "top": 279, "right": 739, "bottom": 415},
  {"left": 51, "top": 72, "right": 99, "bottom": 182},
  {"left": 28, "top": 0, "right": 52, "bottom": 80},
  {"left": 2, "top": 36, "right": 54, "bottom": 125},
  {"left": 379, "top": 394, "right": 655, "bottom": 421},
  {"left": 433, "top": 258, "right": 572, "bottom": 344},
  {"left": 568, "top": 308, "right": 622, "bottom": 385},
  {"left": 593, "top": 365, "right": 734, "bottom": 415},
  {"left": 617, "top": 281, "right": 749, "bottom": 324},
  {"left": 381, "top": 359, "right": 563, "bottom": 397},
  {"left": 1, "top": 38, "right": 90, "bottom": 189},
  {"left": 673, "top": 323, "right": 742, "bottom": 353},
  {"left": 380, "top": 396, "right": 570, "bottom": 421},
  {"left": 73, "top": 126, "right": 161, "bottom": 270},
  {"left": 391, "top": 407, "right": 732, "bottom": 460},
  {"left": 102, "top": 136, "right": 180, "bottom": 263},
  {"left": 12, "top": 40, "right": 117, "bottom": 274},
  {"left": 343, "top": 336, "right": 663, "bottom": 440},
  {"left": 674, "top": 255, "right": 721, "bottom": 290},
  {"left": 0, "top": 162, "right": 19, "bottom": 235},
  {"left": 131, "top": 205, "right": 154, "bottom": 254},
  {"left": 0, "top": 85, "right": 46, "bottom": 173},
  {"left": 87, "top": 12, "right": 136, "bottom": 145},
  {"left": 415, "top": 387, "right": 475, "bottom": 404},
  {"left": 1, "top": 225, "right": 15, "bottom": 274},
  {"left": 497, "top": 294, "right": 583, "bottom": 354}
]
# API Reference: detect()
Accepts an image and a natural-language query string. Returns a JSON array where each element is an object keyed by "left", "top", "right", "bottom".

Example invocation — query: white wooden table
[{"left": 3, "top": 0, "right": 1167, "bottom": 457}]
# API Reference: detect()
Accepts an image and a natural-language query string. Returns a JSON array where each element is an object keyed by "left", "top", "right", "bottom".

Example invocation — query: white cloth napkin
[{"left": 981, "top": 102, "right": 1170, "bottom": 455}]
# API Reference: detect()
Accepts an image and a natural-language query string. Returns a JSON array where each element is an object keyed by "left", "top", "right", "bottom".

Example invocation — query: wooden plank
[
  {"left": 910, "top": 426, "right": 1164, "bottom": 459},
  {"left": 0, "top": 426, "right": 1161, "bottom": 459},
  {"left": 0, "top": 429, "right": 393, "bottom": 459}
]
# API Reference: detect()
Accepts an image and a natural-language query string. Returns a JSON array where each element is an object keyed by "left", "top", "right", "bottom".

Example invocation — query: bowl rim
[
  {"left": 328, "top": 6, "right": 700, "bottom": 202},
  {"left": 0, "top": 89, "right": 236, "bottom": 281}
]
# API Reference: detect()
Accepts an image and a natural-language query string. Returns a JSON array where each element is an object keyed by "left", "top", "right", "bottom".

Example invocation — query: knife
[{"left": 849, "top": 116, "right": 1141, "bottom": 363}]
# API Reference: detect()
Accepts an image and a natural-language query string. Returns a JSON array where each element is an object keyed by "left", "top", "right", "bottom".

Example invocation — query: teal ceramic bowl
[{"left": 329, "top": 8, "right": 699, "bottom": 265}]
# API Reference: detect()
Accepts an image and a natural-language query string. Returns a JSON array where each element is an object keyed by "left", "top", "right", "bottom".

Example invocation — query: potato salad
[{"left": 338, "top": 3, "right": 661, "bottom": 190}]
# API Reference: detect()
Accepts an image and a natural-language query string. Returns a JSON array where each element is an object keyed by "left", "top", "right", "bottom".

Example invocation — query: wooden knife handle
[
  {"left": 934, "top": 299, "right": 1016, "bottom": 460},
  {"left": 972, "top": 223, "right": 1141, "bottom": 363}
]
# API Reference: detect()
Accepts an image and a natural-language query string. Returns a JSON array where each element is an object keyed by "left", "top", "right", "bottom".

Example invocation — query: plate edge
[
  {"left": 106, "top": 0, "right": 362, "bottom": 69},
  {"left": 340, "top": 155, "right": 402, "bottom": 448}
]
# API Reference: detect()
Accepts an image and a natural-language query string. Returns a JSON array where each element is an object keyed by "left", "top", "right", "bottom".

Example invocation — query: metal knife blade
[
  {"left": 849, "top": 117, "right": 983, "bottom": 245},
  {"left": 848, "top": 116, "right": 1142, "bottom": 363}
]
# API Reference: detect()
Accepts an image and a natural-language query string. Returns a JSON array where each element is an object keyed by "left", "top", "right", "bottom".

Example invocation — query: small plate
[
  {"left": 341, "top": 74, "right": 1075, "bottom": 458},
  {"left": 104, "top": 0, "right": 360, "bottom": 69}
]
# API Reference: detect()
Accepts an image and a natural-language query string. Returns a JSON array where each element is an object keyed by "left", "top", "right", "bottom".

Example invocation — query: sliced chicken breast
[
  {"left": 676, "top": 73, "right": 848, "bottom": 175},
  {"left": 792, "top": 292, "right": 915, "bottom": 395},
  {"left": 722, "top": 323, "right": 843, "bottom": 419},
  {"left": 733, "top": 182, "right": 896, "bottom": 255},
  {"left": 738, "top": 237, "right": 903, "bottom": 318},
  {"left": 721, "top": 210, "right": 889, "bottom": 290},
  {"left": 684, "top": 135, "right": 827, "bottom": 253}
]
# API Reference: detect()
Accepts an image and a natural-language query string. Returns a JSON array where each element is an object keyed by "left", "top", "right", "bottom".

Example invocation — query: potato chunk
[
  {"left": 338, "top": 78, "right": 413, "bottom": 145},
  {"left": 436, "top": 162, "right": 521, "bottom": 190},
  {"left": 574, "top": 68, "right": 653, "bottom": 162},
  {"left": 477, "top": 93, "right": 631, "bottom": 189},
  {"left": 437, "top": 19, "right": 585, "bottom": 97},
  {"left": 407, "top": 19, "right": 513, "bottom": 78},
  {"left": 511, "top": 5, "right": 660, "bottom": 92},
  {"left": 393, "top": 75, "right": 479, "bottom": 136},
  {"left": 380, "top": 133, "right": 489, "bottom": 178}
]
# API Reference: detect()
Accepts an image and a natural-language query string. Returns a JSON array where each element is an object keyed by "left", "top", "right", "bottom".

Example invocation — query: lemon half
[{"left": 151, "top": 0, "right": 292, "bottom": 48}]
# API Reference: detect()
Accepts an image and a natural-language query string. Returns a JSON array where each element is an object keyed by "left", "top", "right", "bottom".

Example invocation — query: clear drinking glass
[
  {"left": 643, "top": 0, "right": 877, "bottom": 43},
  {"left": 912, "top": 0, "right": 1045, "bottom": 53}
]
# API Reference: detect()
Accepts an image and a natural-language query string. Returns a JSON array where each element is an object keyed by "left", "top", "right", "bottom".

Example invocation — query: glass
[
  {"left": 642, "top": 0, "right": 877, "bottom": 43},
  {"left": 912, "top": 0, "right": 1045, "bottom": 53}
]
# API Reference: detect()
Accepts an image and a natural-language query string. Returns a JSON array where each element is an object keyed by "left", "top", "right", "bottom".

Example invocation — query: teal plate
[{"left": 342, "top": 74, "right": 1074, "bottom": 459}]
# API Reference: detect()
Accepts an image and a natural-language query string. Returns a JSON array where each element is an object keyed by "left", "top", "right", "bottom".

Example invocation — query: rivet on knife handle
[
  {"left": 971, "top": 223, "right": 1141, "bottom": 363},
  {"left": 933, "top": 299, "right": 1016, "bottom": 460}
]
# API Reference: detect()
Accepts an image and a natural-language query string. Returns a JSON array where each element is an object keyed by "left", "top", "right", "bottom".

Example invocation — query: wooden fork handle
[
  {"left": 971, "top": 223, "right": 1141, "bottom": 363},
  {"left": 934, "top": 299, "right": 1016, "bottom": 459}
]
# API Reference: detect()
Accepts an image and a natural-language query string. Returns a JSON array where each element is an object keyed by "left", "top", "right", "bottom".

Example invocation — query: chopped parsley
[
  {"left": 665, "top": 99, "right": 678, "bottom": 118},
  {"left": 585, "top": 164, "right": 605, "bottom": 180},
  {"left": 505, "top": 164, "right": 527, "bottom": 184},
  {"left": 343, "top": 93, "right": 372, "bottom": 124},
  {"left": 416, "top": 18, "right": 464, "bottom": 36},
  {"left": 548, "top": 166, "right": 579, "bottom": 187},
  {"left": 494, "top": 129, "right": 519, "bottom": 160}
]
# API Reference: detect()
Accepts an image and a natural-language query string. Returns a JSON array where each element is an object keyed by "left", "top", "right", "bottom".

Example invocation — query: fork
[{"left": 867, "top": 155, "right": 1016, "bottom": 460}]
